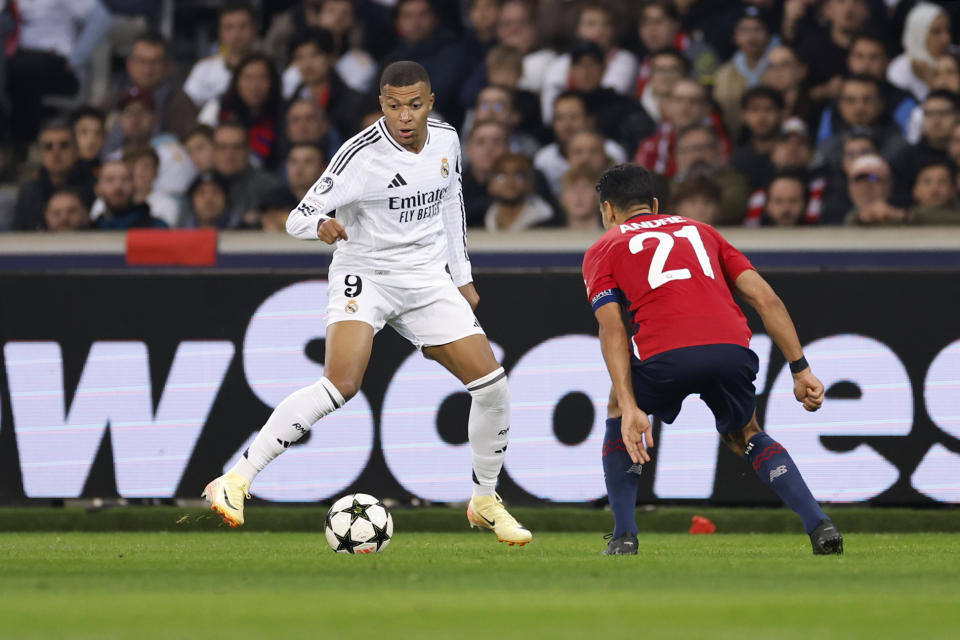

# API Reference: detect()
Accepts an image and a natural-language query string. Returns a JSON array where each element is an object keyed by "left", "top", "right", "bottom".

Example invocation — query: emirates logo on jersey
[{"left": 440, "top": 157, "right": 450, "bottom": 178}]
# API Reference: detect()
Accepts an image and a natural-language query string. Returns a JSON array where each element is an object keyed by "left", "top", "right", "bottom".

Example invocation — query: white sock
[
  {"left": 230, "top": 377, "right": 345, "bottom": 484},
  {"left": 467, "top": 367, "right": 510, "bottom": 497}
]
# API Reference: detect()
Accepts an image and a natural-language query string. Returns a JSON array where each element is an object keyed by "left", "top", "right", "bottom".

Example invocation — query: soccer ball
[{"left": 324, "top": 493, "right": 394, "bottom": 554}]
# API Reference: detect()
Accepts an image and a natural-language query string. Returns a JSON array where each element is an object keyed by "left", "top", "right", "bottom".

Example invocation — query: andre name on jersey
[{"left": 286, "top": 118, "right": 471, "bottom": 289}]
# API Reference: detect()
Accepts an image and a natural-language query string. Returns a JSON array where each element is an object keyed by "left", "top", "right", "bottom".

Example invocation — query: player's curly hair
[{"left": 596, "top": 163, "right": 655, "bottom": 212}]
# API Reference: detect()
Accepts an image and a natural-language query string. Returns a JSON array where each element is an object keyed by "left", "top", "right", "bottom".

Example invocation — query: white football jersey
[{"left": 286, "top": 118, "right": 471, "bottom": 288}]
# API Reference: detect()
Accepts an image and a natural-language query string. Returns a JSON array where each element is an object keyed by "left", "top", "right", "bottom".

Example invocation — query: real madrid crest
[
  {"left": 440, "top": 157, "right": 450, "bottom": 178},
  {"left": 345, "top": 299, "right": 358, "bottom": 314}
]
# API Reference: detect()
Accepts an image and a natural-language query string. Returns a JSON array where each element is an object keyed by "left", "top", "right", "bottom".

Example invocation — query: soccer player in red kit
[{"left": 583, "top": 163, "right": 843, "bottom": 556}]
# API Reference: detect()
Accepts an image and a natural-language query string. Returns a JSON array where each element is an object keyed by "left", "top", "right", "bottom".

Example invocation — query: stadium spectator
[
  {"left": 494, "top": 0, "right": 557, "bottom": 93},
  {"left": 5, "top": 0, "right": 113, "bottom": 148},
  {"left": 888, "top": 2, "right": 952, "bottom": 102},
  {"left": 637, "top": 48, "right": 687, "bottom": 125},
  {"left": 465, "top": 84, "right": 540, "bottom": 158},
  {"left": 484, "top": 152, "right": 556, "bottom": 231},
  {"left": 282, "top": 28, "right": 369, "bottom": 138},
  {"left": 844, "top": 154, "right": 903, "bottom": 226},
  {"left": 103, "top": 31, "right": 198, "bottom": 153},
  {"left": 761, "top": 45, "right": 815, "bottom": 131},
  {"left": 265, "top": 0, "right": 377, "bottom": 93},
  {"left": 212, "top": 121, "right": 280, "bottom": 225},
  {"left": 12, "top": 121, "right": 95, "bottom": 230},
  {"left": 633, "top": 0, "right": 718, "bottom": 93},
  {"left": 670, "top": 174, "right": 721, "bottom": 225},
  {"left": 463, "top": 119, "right": 510, "bottom": 225},
  {"left": 43, "top": 188, "right": 91, "bottom": 231},
  {"left": 731, "top": 86, "right": 784, "bottom": 190},
  {"left": 92, "top": 159, "right": 166, "bottom": 229},
  {"left": 70, "top": 106, "right": 106, "bottom": 166},
  {"left": 198, "top": 53, "right": 283, "bottom": 170},
  {"left": 109, "top": 87, "right": 196, "bottom": 197},
  {"left": 563, "top": 40, "right": 652, "bottom": 149},
  {"left": 815, "top": 32, "right": 917, "bottom": 146},
  {"left": 745, "top": 117, "right": 825, "bottom": 227},
  {"left": 285, "top": 143, "right": 326, "bottom": 201},
  {"left": 671, "top": 123, "right": 749, "bottom": 226},
  {"left": 184, "top": 170, "right": 232, "bottom": 229},
  {"left": 183, "top": 125, "right": 215, "bottom": 173},
  {"left": 256, "top": 186, "right": 298, "bottom": 232},
  {"left": 535, "top": 91, "right": 626, "bottom": 197},
  {"left": 891, "top": 90, "right": 959, "bottom": 205},
  {"left": 559, "top": 167, "right": 602, "bottom": 230},
  {"left": 793, "top": 0, "right": 870, "bottom": 104},
  {"left": 123, "top": 145, "right": 179, "bottom": 227},
  {"left": 540, "top": 2, "right": 639, "bottom": 124},
  {"left": 461, "top": 45, "right": 544, "bottom": 141},
  {"left": 905, "top": 54, "right": 960, "bottom": 144},
  {"left": 763, "top": 171, "right": 810, "bottom": 226},
  {"left": 462, "top": 0, "right": 500, "bottom": 78},
  {"left": 282, "top": 99, "right": 340, "bottom": 163},
  {"left": 948, "top": 121, "right": 960, "bottom": 175},
  {"left": 634, "top": 78, "right": 729, "bottom": 179},
  {"left": 814, "top": 75, "right": 907, "bottom": 192},
  {"left": 714, "top": 6, "right": 777, "bottom": 140},
  {"left": 379, "top": 0, "right": 465, "bottom": 124},
  {"left": 183, "top": 2, "right": 259, "bottom": 108},
  {"left": 908, "top": 159, "right": 960, "bottom": 225},
  {"left": 566, "top": 130, "right": 616, "bottom": 179}
]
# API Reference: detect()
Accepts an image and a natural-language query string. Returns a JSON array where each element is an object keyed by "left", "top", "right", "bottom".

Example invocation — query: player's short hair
[
  {"left": 69, "top": 106, "right": 105, "bottom": 127},
  {"left": 379, "top": 61, "right": 431, "bottom": 92},
  {"left": 596, "top": 163, "right": 655, "bottom": 211},
  {"left": 122, "top": 144, "right": 160, "bottom": 168},
  {"left": 741, "top": 85, "right": 784, "bottom": 111}
]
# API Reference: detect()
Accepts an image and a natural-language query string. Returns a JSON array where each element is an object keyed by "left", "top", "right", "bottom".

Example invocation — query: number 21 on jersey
[{"left": 628, "top": 225, "right": 715, "bottom": 290}]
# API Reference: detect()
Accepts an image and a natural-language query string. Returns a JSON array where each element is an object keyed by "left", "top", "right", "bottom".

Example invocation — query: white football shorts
[{"left": 326, "top": 268, "right": 484, "bottom": 349}]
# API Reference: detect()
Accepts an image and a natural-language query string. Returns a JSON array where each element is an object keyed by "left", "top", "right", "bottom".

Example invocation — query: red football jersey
[{"left": 583, "top": 213, "right": 755, "bottom": 359}]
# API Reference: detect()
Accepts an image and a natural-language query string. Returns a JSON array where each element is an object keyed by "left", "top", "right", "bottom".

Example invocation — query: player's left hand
[
  {"left": 621, "top": 408, "right": 654, "bottom": 464},
  {"left": 458, "top": 283, "right": 480, "bottom": 311}
]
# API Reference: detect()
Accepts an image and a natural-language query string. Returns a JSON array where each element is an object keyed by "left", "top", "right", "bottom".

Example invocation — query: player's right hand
[
  {"left": 793, "top": 369, "right": 824, "bottom": 412},
  {"left": 621, "top": 408, "right": 654, "bottom": 464},
  {"left": 317, "top": 218, "right": 348, "bottom": 244}
]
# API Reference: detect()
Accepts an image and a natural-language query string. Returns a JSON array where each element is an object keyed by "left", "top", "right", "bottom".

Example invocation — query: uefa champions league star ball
[{"left": 325, "top": 493, "right": 394, "bottom": 554}]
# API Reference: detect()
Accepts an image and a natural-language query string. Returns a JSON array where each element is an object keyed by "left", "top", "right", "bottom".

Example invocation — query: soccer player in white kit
[{"left": 203, "top": 61, "right": 532, "bottom": 546}]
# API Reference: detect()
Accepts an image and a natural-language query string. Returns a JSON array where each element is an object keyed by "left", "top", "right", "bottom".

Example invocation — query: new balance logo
[
  {"left": 770, "top": 465, "right": 789, "bottom": 481},
  {"left": 387, "top": 173, "right": 408, "bottom": 188}
]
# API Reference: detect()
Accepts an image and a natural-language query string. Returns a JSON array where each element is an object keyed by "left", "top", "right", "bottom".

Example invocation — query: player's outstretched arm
[
  {"left": 733, "top": 270, "right": 824, "bottom": 412},
  {"left": 595, "top": 303, "right": 654, "bottom": 463}
]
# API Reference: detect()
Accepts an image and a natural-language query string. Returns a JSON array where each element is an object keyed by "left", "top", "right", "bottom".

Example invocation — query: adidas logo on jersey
[{"left": 387, "top": 173, "right": 408, "bottom": 188}]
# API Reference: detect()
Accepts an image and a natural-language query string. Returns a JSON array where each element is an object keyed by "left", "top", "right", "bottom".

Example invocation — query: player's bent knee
[{"left": 323, "top": 376, "right": 359, "bottom": 402}]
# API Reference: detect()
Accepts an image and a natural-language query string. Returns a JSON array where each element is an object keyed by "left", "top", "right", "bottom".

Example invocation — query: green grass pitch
[{"left": 1, "top": 531, "right": 958, "bottom": 639}]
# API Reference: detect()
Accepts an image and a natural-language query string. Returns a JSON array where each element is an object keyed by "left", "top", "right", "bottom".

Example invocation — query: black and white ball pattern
[{"left": 325, "top": 493, "right": 394, "bottom": 554}]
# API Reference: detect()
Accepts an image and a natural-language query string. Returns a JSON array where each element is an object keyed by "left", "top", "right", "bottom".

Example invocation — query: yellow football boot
[
  {"left": 467, "top": 493, "right": 533, "bottom": 546},
  {"left": 202, "top": 472, "right": 250, "bottom": 528}
]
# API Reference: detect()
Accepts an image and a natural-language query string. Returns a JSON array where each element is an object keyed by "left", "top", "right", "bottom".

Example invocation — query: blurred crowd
[{"left": 1, "top": 0, "right": 959, "bottom": 233}]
